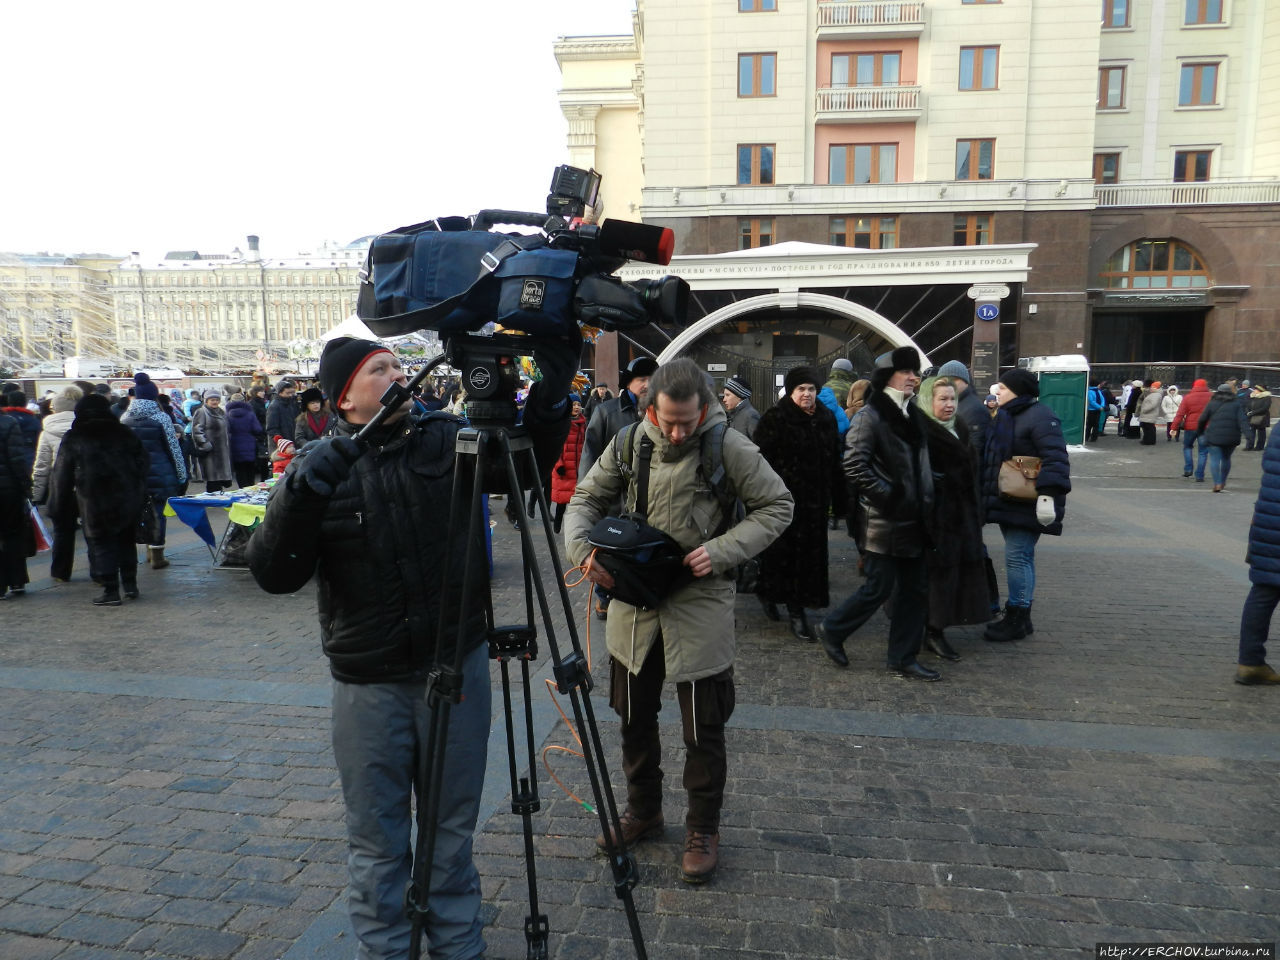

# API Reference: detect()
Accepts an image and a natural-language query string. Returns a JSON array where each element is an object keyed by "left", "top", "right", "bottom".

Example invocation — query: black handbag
[
  {"left": 135, "top": 494, "right": 163, "bottom": 545},
  {"left": 586, "top": 431, "right": 692, "bottom": 610}
]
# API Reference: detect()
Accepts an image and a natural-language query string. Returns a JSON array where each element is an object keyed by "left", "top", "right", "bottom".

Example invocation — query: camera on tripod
[{"left": 355, "top": 164, "right": 689, "bottom": 341}]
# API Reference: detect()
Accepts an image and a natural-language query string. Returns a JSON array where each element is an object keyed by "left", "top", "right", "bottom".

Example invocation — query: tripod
[{"left": 357, "top": 334, "right": 648, "bottom": 960}]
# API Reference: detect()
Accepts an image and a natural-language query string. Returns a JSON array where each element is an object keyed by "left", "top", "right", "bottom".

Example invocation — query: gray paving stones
[{"left": 1, "top": 438, "right": 1277, "bottom": 958}]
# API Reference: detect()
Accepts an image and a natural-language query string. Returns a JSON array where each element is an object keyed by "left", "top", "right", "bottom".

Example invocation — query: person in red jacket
[
  {"left": 549, "top": 396, "right": 587, "bottom": 533},
  {"left": 1171, "top": 378, "right": 1213, "bottom": 481}
]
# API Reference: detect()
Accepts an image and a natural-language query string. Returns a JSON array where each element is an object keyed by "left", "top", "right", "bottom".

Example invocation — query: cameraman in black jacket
[{"left": 248, "top": 335, "right": 573, "bottom": 960}]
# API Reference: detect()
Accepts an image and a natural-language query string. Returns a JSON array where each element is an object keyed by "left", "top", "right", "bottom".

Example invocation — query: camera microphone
[{"left": 597, "top": 219, "right": 675, "bottom": 266}]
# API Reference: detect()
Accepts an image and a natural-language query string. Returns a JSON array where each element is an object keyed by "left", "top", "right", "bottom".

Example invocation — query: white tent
[{"left": 321, "top": 313, "right": 382, "bottom": 342}]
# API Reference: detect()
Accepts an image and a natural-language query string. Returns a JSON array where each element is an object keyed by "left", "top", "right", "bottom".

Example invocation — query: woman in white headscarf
[{"left": 915, "top": 376, "right": 993, "bottom": 661}]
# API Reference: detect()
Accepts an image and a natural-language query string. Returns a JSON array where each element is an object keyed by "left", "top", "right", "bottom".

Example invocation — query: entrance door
[{"left": 1091, "top": 311, "right": 1205, "bottom": 362}]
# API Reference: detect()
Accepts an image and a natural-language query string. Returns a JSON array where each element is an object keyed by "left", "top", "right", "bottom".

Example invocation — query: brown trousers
[{"left": 608, "top": 635, "right": 735, "bottom": 832}]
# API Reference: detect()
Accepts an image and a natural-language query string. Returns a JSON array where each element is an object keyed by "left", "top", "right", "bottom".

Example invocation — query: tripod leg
[
  {"left": 407, "top": 437, "right": 491, "bottom": 960},
  {"left": 500, "top": 433, "right": 649, "bottom": 959}
]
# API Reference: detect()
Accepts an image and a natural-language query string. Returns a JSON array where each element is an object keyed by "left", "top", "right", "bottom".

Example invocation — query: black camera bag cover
[{"left": 586, "top": 428, "right": 693, "bottom": 610}]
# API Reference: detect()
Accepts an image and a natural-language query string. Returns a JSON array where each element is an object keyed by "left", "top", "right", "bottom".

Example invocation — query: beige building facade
[
  {"left": 0, "top": 239, "right": 366, "bottom": 377},
  {"left": 558, "top": 0, "right": 1280, "bottom": 381}
]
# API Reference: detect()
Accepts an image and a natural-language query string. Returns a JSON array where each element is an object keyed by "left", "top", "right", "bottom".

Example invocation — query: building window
[
  {"left": 1178, "top": 62, "right": 1219, "bottom": 106},
  {"left": 737, "top": 144, "right": 775, "bottom": 185},
  {"left": 1184, "top": 0, "right": 1223, "bottom": 24},
  {"left": 1173, "top": 149, "right": 1212, "bottom": 182},
  {"left": 738, "top": 53, "right": 777, "bottom": 97},
  {"left": 959, "top": 46, "right": 999, "bottom": 90},
  {"left": 1093, "top": 152, "right": 1121, "bottom": 184},
  {"left": 954, "top": 214, "right": 993, "bottom": 246},
  {"left": 1098, "top": 66, "right": 1126, "bottom": 109},
  {"left": 829, "top": 143, "right": 898, "bottom": 184},
  {"left": 956, "top": 139, "right": 995, "bottom": 180},
  {"left": 739, "top": 0, "right": 776, "bottom": 9},
  {"left": 1101, "top": 239, "right": 1211, "bottom": 288},
  {"left": 831, "top": 216, "right": 898, "bottom": 249},
  {"left": 739, "top": 218, "right": 775, "bottom": 249},
  {"left": 831, "top": 52, "right": 901, "bottom": 87},
  {"left": 1103, "top": 0, "right": 1130, "bottom": 27}
]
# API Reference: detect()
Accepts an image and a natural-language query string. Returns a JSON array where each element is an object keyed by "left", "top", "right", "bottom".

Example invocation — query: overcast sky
[{"left": 0, "top": 0, "right": 635, "bottom": 259}]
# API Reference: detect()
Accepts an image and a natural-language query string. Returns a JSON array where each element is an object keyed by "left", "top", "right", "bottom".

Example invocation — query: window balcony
[
  {"left": 1095, "top": 179, "right": 1280, "bottom": 207},
  {"left": 816, "top": 1, "right": 925, "bottom": 39},
  {"left": 643, "top": 179, "right": 1098, "bottom": 216},
  {"left": 816, "top": 83, "right": 922, "bottom": 122}
]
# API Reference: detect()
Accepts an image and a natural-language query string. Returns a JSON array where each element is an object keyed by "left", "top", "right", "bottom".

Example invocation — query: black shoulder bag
[{"left": 585, "top": 428, "right": 693, "bottom": 610}]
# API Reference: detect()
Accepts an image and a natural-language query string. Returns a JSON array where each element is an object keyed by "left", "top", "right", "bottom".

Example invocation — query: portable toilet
[{"left": 1025, "top": 355, "right": 1090, "bottom": 445}]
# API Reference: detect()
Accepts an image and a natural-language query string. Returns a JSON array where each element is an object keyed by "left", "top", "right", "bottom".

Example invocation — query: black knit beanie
[
  {"left": 133, "top": 372, "right": 159, "bottom": 401},
  {"left": 784, "top": 366, "right": 819, "bottom": 395},
  {"left": 999, "top": 368, "right": 1040, "bottom": 398},
  {"left": 319, "top": 337, "right": 391, "bottom": 411}
]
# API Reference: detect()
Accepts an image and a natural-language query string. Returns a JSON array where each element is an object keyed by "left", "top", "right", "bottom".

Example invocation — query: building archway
[{"left": 656, "top": 291, "right": 932, "bottom": 367}]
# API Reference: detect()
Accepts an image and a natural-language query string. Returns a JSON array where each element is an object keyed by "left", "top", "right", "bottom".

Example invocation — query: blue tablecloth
[{"left": 166, "top": 489, "right": 271, "bottom": 548}]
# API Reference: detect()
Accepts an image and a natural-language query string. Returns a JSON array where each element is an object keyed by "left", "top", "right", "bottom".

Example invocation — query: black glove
[
  {"left": 526, "top": 337, "right": 581, "bottom": 420},
  {"left": 290, "top": 436, "right": 363, "bottom": 497}
]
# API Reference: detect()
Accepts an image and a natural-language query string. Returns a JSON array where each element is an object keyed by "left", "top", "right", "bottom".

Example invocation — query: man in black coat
[
  {"left": 264, "top": 379, "right": 301, "bottom": 444},
  {"left": 0, "top": 410, "right": 31, "bottom": 598},
  {"left": 816, "top": 346, "right": 941, "bottom": 681},
  {"left": 247, "top": 335, "right": 574, "bottom": 959}
]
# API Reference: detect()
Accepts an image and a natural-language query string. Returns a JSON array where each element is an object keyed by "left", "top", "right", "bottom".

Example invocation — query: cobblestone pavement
[{"left": 1, "top": 432, "right": 1276, "bottom": 959}]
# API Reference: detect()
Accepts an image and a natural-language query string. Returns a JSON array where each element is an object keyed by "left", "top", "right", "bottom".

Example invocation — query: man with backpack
[{"left": 564, "top": 358, "right": 793, "bottom": 884}]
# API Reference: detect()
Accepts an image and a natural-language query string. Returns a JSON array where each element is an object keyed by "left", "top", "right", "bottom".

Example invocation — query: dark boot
[
  {"left": 92, "top": 583, "right": 122, "bottom": 607},
  {"left": 924, "top": 627, "right": 961, "bottom": 661},
  {"left": 984, "top": 604, "right": 1030, "bottom": 642},
  {"left": 148, "top": 546, "right": 169, "bottom": 570},
  {"left": 122, "top": 579, "right": 140, "bottom": 600},
  {"left": 788, "top": 605, "right": 814, "bottom": 641},
  {"left": 759, "top": 596, "right": 781, "bottom": 621}
]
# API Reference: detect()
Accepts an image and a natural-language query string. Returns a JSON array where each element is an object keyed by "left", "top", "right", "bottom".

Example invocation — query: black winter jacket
[
  {"left": 980, "top": 400, "right": 1071, "bottom": 536},
  {"left": 48, "top": 419, "right": 148, "bottom": 539},
  {"left": 0, "top": 414, "right": 29, "bottom": 537},
  {"left": 246, "top": 405, "right": 569, "bottom": 684},
  {"left": 581, "top": 389, "right": 642, "bottom": 481},
  {"left": 265, "top": 395, "right": 301, "bottom": 444},
  {"left": 843, "top": 389, "right": 934, "bottom": 557},
  {"left": 1197, "top": 391, "right": 1248, "bottom": 447}
]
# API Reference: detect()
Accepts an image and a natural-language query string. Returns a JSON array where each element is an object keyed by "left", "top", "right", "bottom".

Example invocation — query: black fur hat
[
  {"left": 870, "top": 346, "right": 922, "bottom": 389},
  {"left": 783, "top": 366, "right": 819, "bottom": 395}
]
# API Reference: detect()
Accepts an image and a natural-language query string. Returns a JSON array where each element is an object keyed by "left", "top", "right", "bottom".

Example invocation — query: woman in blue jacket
[
  {"left": 979, "top": 369, "right": 1071, "bottom": 642},
  {"left": 1196, "top": 383, "right": 1249, "bottom": 492},
  {"left": 1238, "top": 427, "right": 1280, "bottom": 684},
  {"left": 121, "top": 373, "right": 187, "bottom": 569}
]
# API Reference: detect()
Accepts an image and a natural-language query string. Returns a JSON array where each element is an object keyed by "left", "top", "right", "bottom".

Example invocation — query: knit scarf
[
  {"left": 306, "top": 411, "right": 331, "bottom": 439},
  {"left": 122, "top": 398, "right": 188, "bottom": 484},
  {"left": 984, "top": 394, "right": 1036, "bottom": 472}
]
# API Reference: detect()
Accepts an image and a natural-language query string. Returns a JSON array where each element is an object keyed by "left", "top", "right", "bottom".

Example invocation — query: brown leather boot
[
  {"left": 680, "top": 830, "right": 719, "bottom": 884},
  {"left": 1235, "top": 663, "right": 1280, "bottom": 685},
  {"left": 595, "top": 808, "right": 664, "bottom": 852},
  {"left": 149, "top": 547, "right": 169, "bottom": 569}
]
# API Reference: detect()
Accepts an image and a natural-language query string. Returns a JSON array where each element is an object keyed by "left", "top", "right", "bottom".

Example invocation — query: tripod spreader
[
  {"left": 552, "top": 651, "right": 593, "bottom": 696},
  {"left": 425, "top": 666, "right": 464, "bottom": 709}
]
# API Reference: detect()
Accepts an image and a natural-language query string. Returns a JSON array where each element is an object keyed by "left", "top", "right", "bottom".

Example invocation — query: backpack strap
[
  {"left": 634, "top": 432, "right": 656, "bottom": 517},
  {"left": 700, "top": 421, "right": 741, "bottom": 538}
]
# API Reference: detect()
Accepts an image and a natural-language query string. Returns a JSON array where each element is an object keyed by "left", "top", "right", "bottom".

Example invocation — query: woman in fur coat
[
  {"left": 754, "top": 366, "right": 848, "bottom": 641},
  {"left": 190, "top": 389, "right": 233, "bottom": 493},
  {"left": 916, "top": 376, "right": 994, "bottom": 661},
  {"left": 48, "top": 393, "right": 149, "bottom": 605}
]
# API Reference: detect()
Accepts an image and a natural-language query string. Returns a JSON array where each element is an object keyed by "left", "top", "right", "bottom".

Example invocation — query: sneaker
[
  {"left": 680, "top": 831, "right": 719, "bottom": 884},
  {"left": 595, "top": 808, "right": 664, "bottom": 852},
  {"left": 122, "top": 585, "right": 140, "bottom": 600},
  {"left": 7, "top": 587, "right": 24, "bottom": 597}
]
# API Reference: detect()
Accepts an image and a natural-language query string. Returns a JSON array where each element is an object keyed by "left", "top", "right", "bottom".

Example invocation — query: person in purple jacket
[{"left": 225, "top": 393, "right": 265, "bottom": 490}]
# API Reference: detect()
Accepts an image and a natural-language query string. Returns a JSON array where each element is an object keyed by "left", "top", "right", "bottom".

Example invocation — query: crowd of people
[
  {"left": 0, "top": 374, "right": 338, "bottom": 604},
  {"left": 1090, "top": 375, "right": 1271, "bottom": 493}
]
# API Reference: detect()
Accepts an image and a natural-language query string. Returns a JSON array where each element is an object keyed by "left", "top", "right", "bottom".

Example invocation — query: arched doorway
[{"left": 1091, "top": 238, "right": 1211, "bottom": 362}]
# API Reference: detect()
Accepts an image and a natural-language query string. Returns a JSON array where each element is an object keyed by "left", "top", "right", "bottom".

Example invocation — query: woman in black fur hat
[
  {"left": 48, "top": 393, "right": 149, "bottom": 605},
  {"left": 754, "top": 366, "right": 847, "bottom": 640}
]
